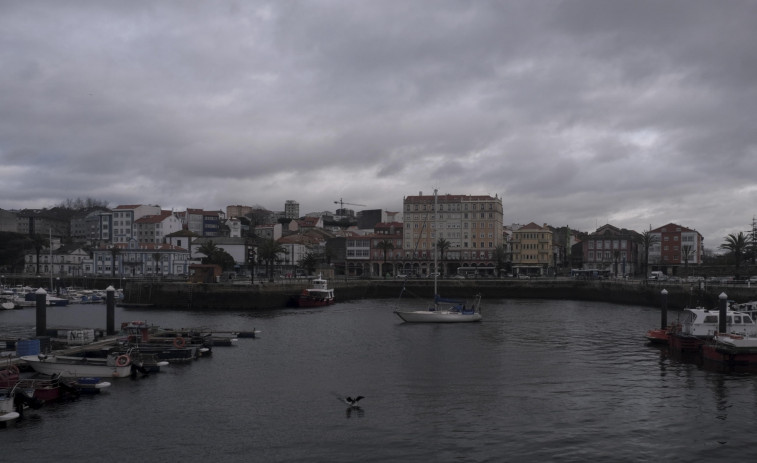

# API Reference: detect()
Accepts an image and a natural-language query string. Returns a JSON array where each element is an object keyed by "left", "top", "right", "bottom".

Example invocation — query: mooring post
[
  {"left": 660, "top": 288, "right": 668, "bottom": 330},
  {"left": 718, "top": 292, "right": 728, "bottom": 334},
  {"left": 106, "top": 285, "right": 116, "bottom": 335},
  {"left": 35, "top": 287, "right": 47, "bottom": 337}
]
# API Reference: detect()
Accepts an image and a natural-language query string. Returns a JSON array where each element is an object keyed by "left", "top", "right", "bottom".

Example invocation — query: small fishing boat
[
  {"left": 20, "top": 353, "right": 134, "bottom": 378},
  {"left": 0, "top": 364, "right": 20, "bottom": 388},
  {"left": 295, "top": 274, "right": 335, "bottom": 307},
  {"left": 70, "top": 377, "right": 112, "bottom": 394}
]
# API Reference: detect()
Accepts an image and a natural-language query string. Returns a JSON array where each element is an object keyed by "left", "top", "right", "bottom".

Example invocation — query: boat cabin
[{"left": 680, "top": 307, "right": 757, "bottom": 338}]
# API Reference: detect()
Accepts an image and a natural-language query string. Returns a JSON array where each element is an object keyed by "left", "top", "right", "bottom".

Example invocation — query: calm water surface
[{"left": 2, "top": 299, "right": 757, "bottom": 462}]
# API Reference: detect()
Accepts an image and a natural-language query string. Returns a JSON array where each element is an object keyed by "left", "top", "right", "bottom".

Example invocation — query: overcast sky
[{"left": 1, "top": 1, "right": 755, "bottom": 248}]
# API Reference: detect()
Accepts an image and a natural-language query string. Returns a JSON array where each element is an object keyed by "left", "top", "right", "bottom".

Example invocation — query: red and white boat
[
  {"left": 296, "top": 274, "right": 334, "bottom": 308},
  {"left": 702, "top": 332, "right": 757, "bottom": 365},
  {"left": 664, "top": 306, "right": 757, "bottom": 352}
]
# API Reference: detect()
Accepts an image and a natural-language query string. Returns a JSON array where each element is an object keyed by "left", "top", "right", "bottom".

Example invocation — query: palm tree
[
  {"left": 720, "top": 232, "right": 748, "bottom": 273},
  {"left": 30, "top": 234, "right": 48, "bottom": 275},
  {"left": 198, "top": 240, "right": 219, "bottom": 258},
  {"left": 376, "top": 239, "right": 395, "bottom": 276},
  {"left": 152, "top": 252, "right": 162, "bottom": 276},
  {"left": 436, "top": 238, "right": 451, "bottom": 277},
  {"left": 110, "top": 245, "right": 121, "bottom": 277},
  {"left": 638, "top": 230, "right": 660, "bottom": 277},
  {"left": 257, "top": 239, "right": 287, "bottom": 282}
]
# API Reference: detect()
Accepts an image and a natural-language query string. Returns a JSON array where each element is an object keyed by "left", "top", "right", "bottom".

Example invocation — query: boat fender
[
  {"left": 8, "top": 364, "right": 19, "bottom": 375},
  {"left": 115, "top": 355, "right": 130, "bottom": 367},
  {"left": 173, "top": 337, "right": 186, "bottom": 348}
]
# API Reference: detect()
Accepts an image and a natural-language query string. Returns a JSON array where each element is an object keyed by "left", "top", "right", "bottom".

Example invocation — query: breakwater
[{"left": 122, "top": 279, "right": 757, "bottom": 311}]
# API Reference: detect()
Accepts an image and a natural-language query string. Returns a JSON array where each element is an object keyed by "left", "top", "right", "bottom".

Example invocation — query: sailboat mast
[
  {"left": 49, "top": 228, "right": 53, "bottom": 291},
  {"left": 433, "top": 189, "right": 438, "bottom": 296}
]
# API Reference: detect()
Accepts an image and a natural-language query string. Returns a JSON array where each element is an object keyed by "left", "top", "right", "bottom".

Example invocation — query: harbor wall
[{"left": 122, "top": 279, "right": 757, "bottom": 311}]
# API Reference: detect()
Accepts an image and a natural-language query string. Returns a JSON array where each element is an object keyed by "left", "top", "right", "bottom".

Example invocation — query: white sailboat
[{"left": 393, "top": 189, "right": 482, "bottom": 323}]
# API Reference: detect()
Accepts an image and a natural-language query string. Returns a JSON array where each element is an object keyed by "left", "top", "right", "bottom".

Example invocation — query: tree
[
  {"left": 720, "top": 232, "right": 748, "bottom": 273},
  {"left": 612, "top": 250, "right": 621, "bottom": 277},
  {"left": 110, "top": 245, "right": 121, "bottom": 276},
  {"left": 198, "top": 240, "right": 220, "bottom": 258},
  {"left": 152, "top": 252, "right": 162, "bottom": 275},
  {"left": 300, "top": 252, "right": 319, "bottom": 275},
  {"left": 681, "top": 244, "right": 694, "bottom": 276},
  {"left": 637, "top": 230, "right": 660, "bottom": 277},
  {"left": 493, "top": 245, "right": 508, "bottom": 277},
  {"left": 257, "top": 239, "right": 287, "bottom": 282},
  {"left": 436, "top": 238, "right": 450, "bottom": 277},
  {"left": 30, "top": 234, "right": 48, "bottom": 275},
  {"left": 0, "top": 232, "right": 31, "bottom": 273},
  {"left": 376, "top": 239, "right": 395, "bottom": 276}
]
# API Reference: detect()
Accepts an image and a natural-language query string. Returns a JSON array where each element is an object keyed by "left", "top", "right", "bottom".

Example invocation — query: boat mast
[
  {"left": 49, "top": 227, "right": 53, "bottom": 291},
  {"left": 433, "top": 189, "right": 438, "bottom": 297}
]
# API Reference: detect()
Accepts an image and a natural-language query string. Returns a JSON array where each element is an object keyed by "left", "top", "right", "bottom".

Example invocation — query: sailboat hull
[{"left": 393, "top": 310, "right": 482, "bottom": 323}]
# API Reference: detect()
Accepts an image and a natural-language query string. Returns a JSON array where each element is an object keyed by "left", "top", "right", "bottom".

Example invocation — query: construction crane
[{"left": 334, "top": 198, "right": 366, "bottom": 211}]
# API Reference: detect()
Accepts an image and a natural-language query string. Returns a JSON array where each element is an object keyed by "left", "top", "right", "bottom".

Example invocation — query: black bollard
[
  {"left": 35, "top": 288, "right": 47, "bottom": 337},
  {"left": 660, "top": 289, "right": 668, "bottom": 330},
  {"left": 718, "top": 292, "right": 728, "bottom": 334},
  {"left": 106, "top": 285, "right": 115, "bottom": 336}
]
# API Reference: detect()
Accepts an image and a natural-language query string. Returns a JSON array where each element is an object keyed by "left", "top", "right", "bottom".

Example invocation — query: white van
[{"left": 649, "top": 271, "right": 666, "bottom": 281}]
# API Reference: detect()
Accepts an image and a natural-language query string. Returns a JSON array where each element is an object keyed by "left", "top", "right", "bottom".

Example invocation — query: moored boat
[
  {"left": 666, "top": 306, "right": 757, "bottom": 352},
  {"left": 295, "top": 274, "right": 335, "bottom": 307},
  {"left": 21, "top": 353, "right": 134, "bottom": 378},
  {"left": 702, "top": 332, "right": 757, "bottom": 365},
  {"left": 393, "top": 189, "right": 483, "bottom": 324},
  {"left": 394, "top": 294, "right": 483, "bottom": 323},
  {"left": 70, "top": 377, "right": 112, "bottom": 394}
]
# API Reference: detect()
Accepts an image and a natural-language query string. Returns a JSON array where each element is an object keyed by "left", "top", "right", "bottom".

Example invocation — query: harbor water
[{"left": 3, "top": 298, "right": 757, "bottom": 462}]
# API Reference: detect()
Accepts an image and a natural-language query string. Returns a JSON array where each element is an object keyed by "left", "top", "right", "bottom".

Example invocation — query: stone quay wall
[{"left": 122, "top": 278, "right": 757, "bottom": 311}]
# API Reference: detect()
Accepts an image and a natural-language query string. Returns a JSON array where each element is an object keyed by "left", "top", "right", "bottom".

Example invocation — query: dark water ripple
[{"left": 3, "top": 299, "right": 757, "bottom": 462}]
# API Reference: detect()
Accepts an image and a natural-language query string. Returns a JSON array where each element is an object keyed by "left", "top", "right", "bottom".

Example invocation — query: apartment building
[
  {"left": 510, "top": 222, "right": 553, "bottom": 276},
  {"left": 582, "top": 224, "right": 641, "bottom": 276},
  {"left": 648, "top": 223, "right": 704, "bottom": 274},
  {"left": 402, "top": 191, "right": 503, "bottom": 276},
  {"left": 135, "top": 210, "right": 183, "bottom": 244},
  {"left": 112, "top": 205, "right": 161, "bottom": 244}
]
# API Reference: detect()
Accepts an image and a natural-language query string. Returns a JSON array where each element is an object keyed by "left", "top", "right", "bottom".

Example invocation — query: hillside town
[{"left": 0, "top": 193, "right": 722, "bottom": 283}]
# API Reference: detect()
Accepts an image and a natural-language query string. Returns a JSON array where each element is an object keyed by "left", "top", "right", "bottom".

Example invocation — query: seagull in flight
[{"left": 342, "top": 396, "right": 364, "bottom": 408}]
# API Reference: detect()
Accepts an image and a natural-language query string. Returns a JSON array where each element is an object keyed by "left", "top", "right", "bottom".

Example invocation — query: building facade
[
  {"left": 648, "top": 223, "right": 704, "bottom": 275},
  {"left": 511, "top": 223, "right": 553, "bottom": 276},
  {"left": 112, "top": 205, "right": 161, "bottom": 244},
  {"left": 582, "top": 224, "right": 641, "bottom": 276},
  {"left": 402, "top": 191, "right": 503, "bottom": 276}
]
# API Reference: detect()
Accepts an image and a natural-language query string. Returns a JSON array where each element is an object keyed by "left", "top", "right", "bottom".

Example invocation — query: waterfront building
[
  {"left": 370, "top": 222, "right": 404, "bottom": 277},
  {"left": 402, "top": 192, "right": 504, "bottom": 276},
  {"left": 582, "top": 224, "right": 641, "bottom": 277},
  {"left": 511, "top": 223, "right": 553, "bottom": 276},
  {"left": 24, "top": 244, "right": 89, "bottom": 277},
  {"left": 87, "top": 241, "right": 190, "bottom": 277},
  {"left": 648, "top": 223, "right": 704, "bottom": 276}
]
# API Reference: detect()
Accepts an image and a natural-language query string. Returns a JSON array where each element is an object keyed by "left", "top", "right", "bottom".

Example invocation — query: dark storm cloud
[{"left": 0, "top": 0, "right": 755, "bottom": 246}]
